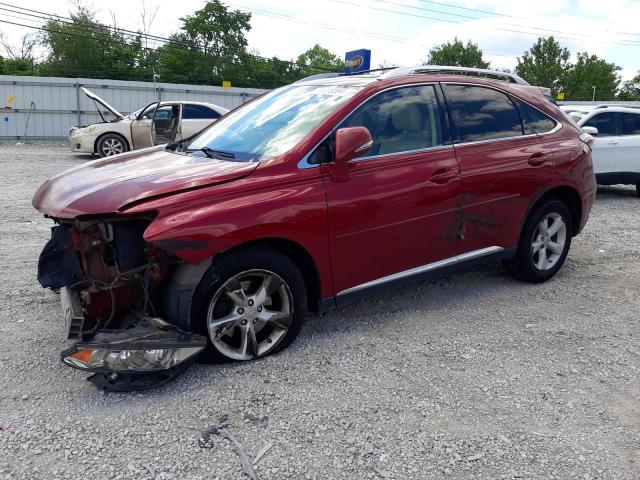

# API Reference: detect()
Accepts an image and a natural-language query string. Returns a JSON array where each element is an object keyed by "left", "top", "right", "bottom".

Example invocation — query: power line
[
  {"left": 330, "top": 0, "right": 640, "bottom": 47},
  {"left": 0, "top": 2, "right": 339, "bottom": 74},
  {"left": 374, "top": 0, "right": 640, "bottom": 45},
  {"left": 411, "top": 0, "right": 640, "bottom": 38}
]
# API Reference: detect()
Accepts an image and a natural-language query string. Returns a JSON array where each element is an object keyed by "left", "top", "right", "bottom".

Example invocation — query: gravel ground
[{"left": 0, "top": 144, "right": 639, "bottom": 480}]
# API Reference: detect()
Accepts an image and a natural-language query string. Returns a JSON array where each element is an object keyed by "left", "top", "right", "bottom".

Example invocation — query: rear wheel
[
  {"left": 191, "top": 247, "right": 307, "bottom": 363},
  {"left": 97, "top": 133, "right": 128, "bottom": 157},
  {"left": 506, "top": 200, "right": 573, "bottom": 283}
]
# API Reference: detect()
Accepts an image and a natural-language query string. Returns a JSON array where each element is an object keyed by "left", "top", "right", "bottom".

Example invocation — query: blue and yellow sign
[{"left": 344, "top": 49, "right": 371, "bottom": 74}]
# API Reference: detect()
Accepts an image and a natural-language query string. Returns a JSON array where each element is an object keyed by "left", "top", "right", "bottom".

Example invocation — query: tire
[
  {"left": 190, "top": 247, "right": 307, "bottom": 363},
  {"left": 506, "top": 200, "right": 573, "bottom": 283},
  {"left": 96, "top": 133, "right": 128, "bottom": 157}
]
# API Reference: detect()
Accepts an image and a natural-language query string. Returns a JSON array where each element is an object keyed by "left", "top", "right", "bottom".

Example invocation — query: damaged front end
[{"left": 38, "top": 215, "right": 206, "bottom": 391}]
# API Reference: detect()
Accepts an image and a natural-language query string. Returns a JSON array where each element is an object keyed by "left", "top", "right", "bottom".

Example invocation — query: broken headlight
[
  {"left": 63, "top": 346, "right": 203, "bottom": 372},
  {"left": 61, "top": 314, "right": 206, "bottom": 373}
]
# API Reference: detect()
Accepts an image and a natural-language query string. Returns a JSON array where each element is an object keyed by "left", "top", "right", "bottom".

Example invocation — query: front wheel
[
  {"left": 506, "top": 200, "right": 573, "bottom": 283},
  {"left": 191, "top": 247, "right": 307, "bottom": 363},
  {"left": 97, "top": 133, "right": 128, "bottom": 157}
]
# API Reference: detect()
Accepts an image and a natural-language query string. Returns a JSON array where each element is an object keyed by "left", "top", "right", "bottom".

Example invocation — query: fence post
[{"left": 75, "top": 83, "right": 81, "bottom": 126}]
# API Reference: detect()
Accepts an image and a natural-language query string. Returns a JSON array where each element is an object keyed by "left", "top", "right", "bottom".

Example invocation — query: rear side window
[
  {"left": 512, "top": 98, "right": 557, "bottom": 134},
  {"left": 183, "top": 104, "right": 221, "bottom": 120},
  {"left": 583, "top": 112, "right": 618, "bottom": 136},
  {"left": 621, "top": 112, "right": 640, "bottom": 135},
  {"left": 444, "top": 84, "right": 523, "bottom": 143},
  {"left": 340, "top": 84, "right": 444, "bottom": 158}
]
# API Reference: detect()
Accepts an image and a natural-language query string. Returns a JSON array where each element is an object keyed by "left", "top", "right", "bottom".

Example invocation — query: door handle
[
  {"left": 606, "top": 140, "right": 618, "bottom": 145},
  {"left": 527, "top": 152, "right": 549, "bottom": 167},
  {"left": 428, "top": 169, "right": 459, "bottom": 184}
]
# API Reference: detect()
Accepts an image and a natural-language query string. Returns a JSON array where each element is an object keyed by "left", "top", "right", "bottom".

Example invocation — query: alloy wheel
[
  {"left": 531, "top": 212, "right": 567, "bottom": 271},
  {"left": 102, "top": 138, "right": 124, "bottom": 156},
  {"left": 206, "top": 269, "right": 294, "bottom": 361}
]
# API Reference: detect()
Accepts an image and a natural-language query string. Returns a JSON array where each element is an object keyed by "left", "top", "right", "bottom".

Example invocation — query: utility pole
[
  {"left": 592, "top": 85, "right": 596, "bottom": 102},
  {"left": 153, "top": 68, "right": 161, "bottom": 101}
]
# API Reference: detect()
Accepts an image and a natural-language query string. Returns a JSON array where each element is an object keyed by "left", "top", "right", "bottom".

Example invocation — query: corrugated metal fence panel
[{"left": 0, "top": 75, "right": 267, "bottom": 142}]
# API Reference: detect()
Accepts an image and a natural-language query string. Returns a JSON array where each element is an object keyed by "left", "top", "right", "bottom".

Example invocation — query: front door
[
  {"left": 320, "top": 84, "right": 463, "bottom": 297},
  {"left": 130, "top": 102, "right": 157, "bottom": 149},
  {"left": 582, "top": 111, "right": 621, "bottom": 174}
]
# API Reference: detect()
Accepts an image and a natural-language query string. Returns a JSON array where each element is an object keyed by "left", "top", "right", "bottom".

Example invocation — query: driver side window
[
  {"left": 583, "top": 112, "right": 618, "bottom": 137},
  {"left": 341, "top": 85, "right": 443, "bottom": 158}
]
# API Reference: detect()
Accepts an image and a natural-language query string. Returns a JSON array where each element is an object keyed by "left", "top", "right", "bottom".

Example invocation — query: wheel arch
[
  {"left": 218, "top": 238, "right": 323, "bottom": 314},
  {"left": 161, "top": 236, "right": 325, "bottom": 331},
  {"left": 526, "top": 186, "right": 582, "bottom": 237},
  {"left": 94, "top": 131, "right": 131, "bottom": 154}
]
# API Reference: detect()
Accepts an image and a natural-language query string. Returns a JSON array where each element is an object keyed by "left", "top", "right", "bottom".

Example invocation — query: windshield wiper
[{"left": 191, "top": 147, "right": 236, "bottom": 160}]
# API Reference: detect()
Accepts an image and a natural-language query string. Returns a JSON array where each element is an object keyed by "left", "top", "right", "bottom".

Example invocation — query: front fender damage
[{"left": 38, "top": 217, "right": 207, "bottom": 391}]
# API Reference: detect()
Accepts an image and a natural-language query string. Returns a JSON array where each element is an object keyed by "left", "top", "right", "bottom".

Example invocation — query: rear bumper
[{"left": 578, "top": 174, "right": 597, "bottom": 234}]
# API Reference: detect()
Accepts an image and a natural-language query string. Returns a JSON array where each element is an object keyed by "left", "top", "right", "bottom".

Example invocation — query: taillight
[{"left": 579, "top": 132, "right": 594, "bottom": 147}]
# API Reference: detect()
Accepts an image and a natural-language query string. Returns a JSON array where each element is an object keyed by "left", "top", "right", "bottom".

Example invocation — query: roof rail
[
  {"left": 379, "top": 65, "right": 530, "bottom": 85},
  {"left": 294, "top": 72, "right": 342, "bottom": 83},
  {"left": 295, "top": 67, "right": 397, "bottom": 83}
]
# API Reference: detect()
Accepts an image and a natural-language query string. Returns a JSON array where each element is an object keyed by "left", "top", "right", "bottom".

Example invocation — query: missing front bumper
[{"left": 61, "top": 313, "right": 207, "bottom": 391}]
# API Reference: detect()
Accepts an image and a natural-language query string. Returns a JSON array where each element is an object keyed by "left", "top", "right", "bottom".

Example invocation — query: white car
[
  {"left": 69, "top": 88, "right": 229, "bottom": 157},
  {"left": 577, "top": 106, "right": 640, "bottom": 196}
]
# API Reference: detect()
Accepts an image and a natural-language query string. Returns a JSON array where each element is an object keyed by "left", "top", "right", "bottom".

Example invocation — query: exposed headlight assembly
[{"left": 61, "top": 314, "right": 207, "bottom": 391}]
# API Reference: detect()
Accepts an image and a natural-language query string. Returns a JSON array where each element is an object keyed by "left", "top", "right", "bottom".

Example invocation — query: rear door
[
  {"left": 319, "top": 84, "right": 463, "bottom": 296},
  {"left": 619, "top": 112, "right": 640, "bottom": 175},
  {"left": 443, "top": 83, "right": 555, "bottom": 251},
  {"left": 581, "top": 111, "right": 621, "bottom": 174},
  {"left": 181, "top": 104, "right": 221, "bottom": 138}
]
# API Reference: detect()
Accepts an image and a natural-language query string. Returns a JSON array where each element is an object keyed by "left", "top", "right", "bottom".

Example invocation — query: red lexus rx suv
[{"left": 33, "top": 67, "right": 596, "bottom": 388}]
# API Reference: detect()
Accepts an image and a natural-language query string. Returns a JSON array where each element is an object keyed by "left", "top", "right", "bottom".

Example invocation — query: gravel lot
[{"left": 0, "top": 144, "right": 639, "bottom": 480}]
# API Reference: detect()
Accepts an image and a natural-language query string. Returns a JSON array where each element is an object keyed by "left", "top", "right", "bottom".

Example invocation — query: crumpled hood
[{"left": 32, "top": 147, "right": 259, "bottom": 218}]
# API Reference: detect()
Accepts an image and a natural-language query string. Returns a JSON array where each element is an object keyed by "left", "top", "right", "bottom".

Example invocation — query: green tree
[
  {"left": 515, "top": 36, "right": 570, "bottom": 94},
  {"left": 295, "top": 44, "right": 343, "bottom": 75},
  {"left": 563, "top": 52, "right": 620, "bottom": 101},
  {"left": 180, "top": 1, "right": 251, "bottom": 58},
  {"left": 618, "top": 71, "right": 640, "bottom": 100},
  {"left": 0, "top": 33, "right": 38, "bottom": 75},
  {"left": 425, "top": 38, "right": 489, "bottom": 68},
  {"left": 157, "top": 1, "right": 252, "bottom": 85},
  {"left": 39, "top": 5, "right": 144, "bottom": 80}
]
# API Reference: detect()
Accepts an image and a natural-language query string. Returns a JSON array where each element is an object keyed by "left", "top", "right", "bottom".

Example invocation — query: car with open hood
[
  {"left": 69, "top": 87, "right": 229, "bottom": 157},
  {"left": 34, "top": 66, "right": 596, "bottom": 391}
]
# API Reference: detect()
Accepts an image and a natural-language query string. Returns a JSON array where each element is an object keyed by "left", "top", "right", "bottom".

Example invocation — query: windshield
[{"left": 185, "top": 85, "right": 361, "bottom": 162}]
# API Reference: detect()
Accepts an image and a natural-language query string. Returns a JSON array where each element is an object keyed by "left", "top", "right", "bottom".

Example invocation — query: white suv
[{"left": 577, "top": 106, "right": 640, "bottom": 196}]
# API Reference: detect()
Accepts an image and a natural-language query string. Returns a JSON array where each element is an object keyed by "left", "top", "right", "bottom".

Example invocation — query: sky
[{"left": 1, "top": 0, "right": 639, "bottom": 81}]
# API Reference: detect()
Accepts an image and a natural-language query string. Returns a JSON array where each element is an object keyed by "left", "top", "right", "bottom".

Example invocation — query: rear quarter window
[
  {"left": 444, "top": 84, "right": 523, "bottom": 143},
  {"left": 512, "top": 98, "right": 558, "bottom": 134}
]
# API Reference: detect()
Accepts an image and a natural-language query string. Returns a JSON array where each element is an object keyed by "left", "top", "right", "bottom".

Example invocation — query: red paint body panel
[
  {"left": 33, "top": 73, "right": 597, "bottom": 306},
  {"left": 322, "top": 146, "right": 462, "bottom": 293},
  {"left": 32, "top": 146, "right": 258, "bottom": 218}
]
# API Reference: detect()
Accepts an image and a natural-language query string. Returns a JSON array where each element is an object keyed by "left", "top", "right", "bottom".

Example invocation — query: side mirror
[
  {"left": 582, "top": 126, "right": 598, "bottom": 136},
  {"left": 331, "top": 127, "right": 373, "bottom": 182}
]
